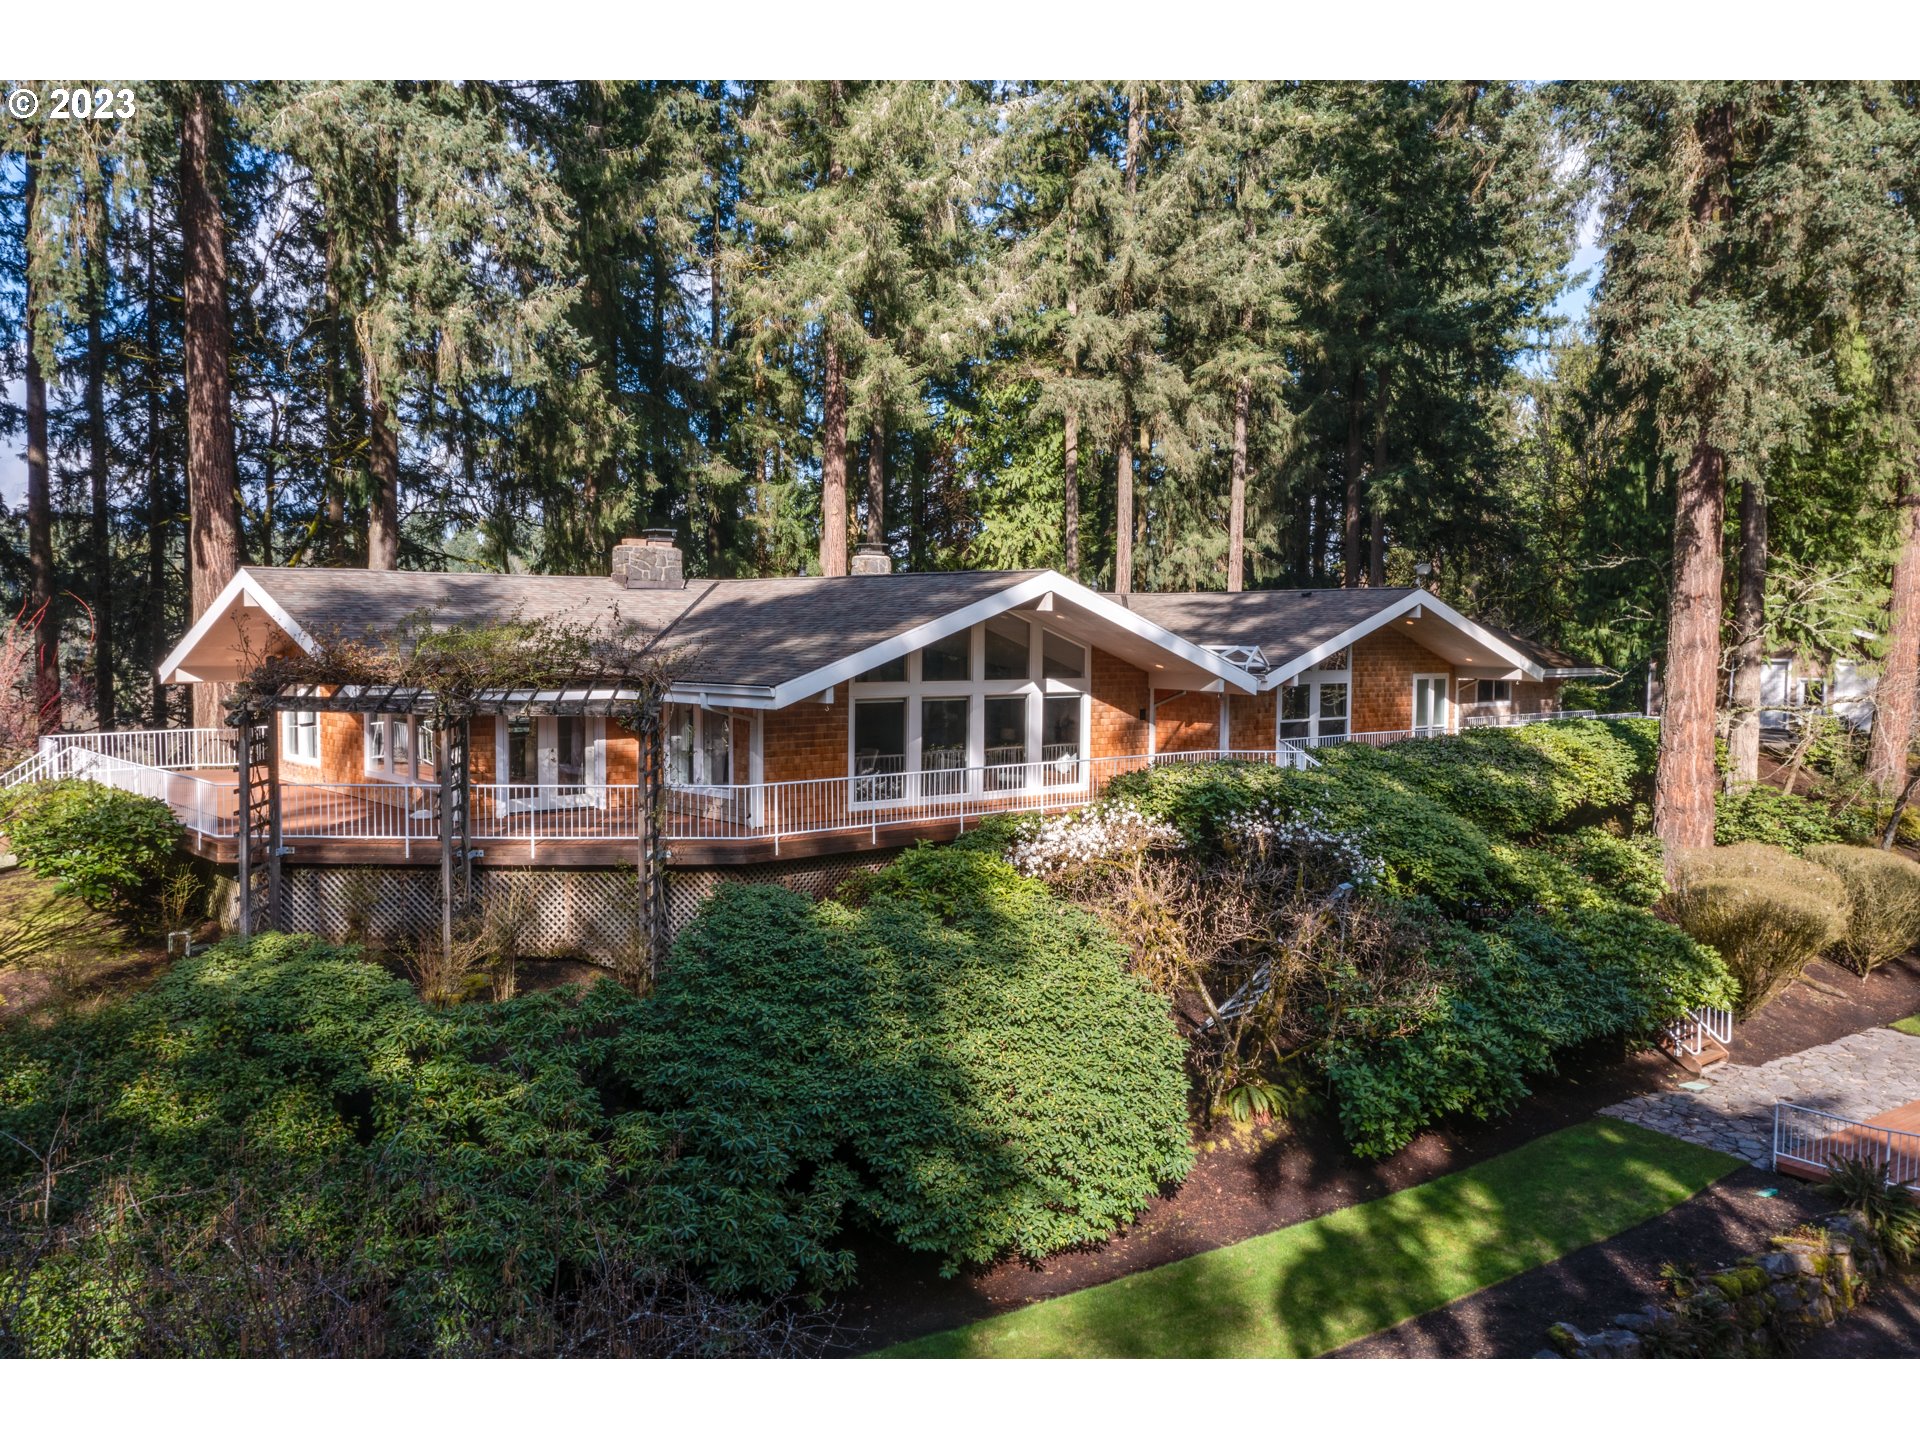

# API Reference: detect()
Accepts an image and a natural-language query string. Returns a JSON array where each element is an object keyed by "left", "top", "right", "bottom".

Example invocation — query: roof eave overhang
[
  {"left": 1260, "top": 589, "right": 1546, "bottom": 688},
  {"left": 765, "top": 571, "right": 1261, "bottom": 709},
  {"left": 156, "top": 568, "right": 321, "bottom": 685}
]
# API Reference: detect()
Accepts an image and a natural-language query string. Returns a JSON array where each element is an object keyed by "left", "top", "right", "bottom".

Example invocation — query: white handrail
[
  {"left": 1, "top": 713, "right": 1651, "bottom": 850},
  {"left": 1773, "top": 1102, "right": 1920, "bottom": 1191}
]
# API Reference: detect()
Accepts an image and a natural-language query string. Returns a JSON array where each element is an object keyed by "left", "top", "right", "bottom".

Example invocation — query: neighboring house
[
  {"left": 5, "top": 533, "right": 1611, "bottom": 952},
  {"left": 1751, "top": 647, "right": 1879, "bottom": 734}
]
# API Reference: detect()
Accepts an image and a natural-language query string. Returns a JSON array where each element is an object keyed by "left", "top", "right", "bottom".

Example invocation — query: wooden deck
[
  {"left": 186, "top": 819, "right": 983, "bottom": 868},
  {"left": 1775, "top": 1100, "right": 1920, "bottom": 1186}
]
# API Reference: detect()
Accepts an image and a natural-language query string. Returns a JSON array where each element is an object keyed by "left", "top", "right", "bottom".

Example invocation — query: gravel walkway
[{"left": 1602, "top": 1026, "right": 1920, "bottom": 1168}]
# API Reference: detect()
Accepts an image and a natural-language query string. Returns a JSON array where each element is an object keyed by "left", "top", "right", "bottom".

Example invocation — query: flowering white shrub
[
  {"left": 1006, "top": 801, "right": 1181, "bottom": 878},
  {"left": 1220, "top": 797, "right": 1386, "bottom": 887}
]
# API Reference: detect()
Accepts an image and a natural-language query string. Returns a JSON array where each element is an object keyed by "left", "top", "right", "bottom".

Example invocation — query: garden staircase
[{"left": 1662, "top": 1005, "right": 1734, "bottom": 1076}]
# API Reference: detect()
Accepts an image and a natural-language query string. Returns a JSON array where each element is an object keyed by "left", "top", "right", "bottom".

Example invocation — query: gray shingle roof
[
  {"left": 242, "top": 566, "right": 1605, "bottom": 691},
  {"left": 243, "top": 567, "right": 1045, "bottom": 691},
  {"left": 1115, "top": 588, "right": 1421, "bottom": 663},
  {"left": 1476, "top": 624, "right": 1608, "bottom": 675}
]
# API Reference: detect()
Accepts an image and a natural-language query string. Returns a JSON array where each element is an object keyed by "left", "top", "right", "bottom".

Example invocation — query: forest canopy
[{"left": 1, "top": 80, "right": 1915, "bottom": 792}]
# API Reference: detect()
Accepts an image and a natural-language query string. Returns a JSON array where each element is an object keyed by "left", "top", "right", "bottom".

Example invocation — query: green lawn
[
  {"left": 1892, "top": 1015, "right": 1920, "bottom": 1037},
  {"left": 880, "top": 1117, "right": 1737, "bottom": 1359}
]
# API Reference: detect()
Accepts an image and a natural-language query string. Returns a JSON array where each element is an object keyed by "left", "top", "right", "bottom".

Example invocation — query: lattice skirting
[
  {"left": 663, "top": 852, "right": 899, "bottom": 935},
  {"left": 276, "top": 852, "right": 899, "bottom": 965}
]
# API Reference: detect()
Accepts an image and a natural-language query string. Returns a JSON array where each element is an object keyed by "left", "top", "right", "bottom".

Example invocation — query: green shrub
[
  {"left": 1326, "top": 719, "right": 1653, "bottom": 840},
  {"left": 1101, "top": 721, "right": 1661, "bottom": 917},
  {"left": 1104, "top": 758, "right": 1522, "bottom": 913},
  {"left": 0, "top": 780, "right": 186, "bottom": 924},
  {"left": 1543, "top": 827, "right": 1667, "bottom": 906},
  {"left": 1667, "top": 844, "right": 1851, "bottom": 1016},
  {"left": 638, "top": 848, "right": 1193, "bottom": 1292},
  {"left": 1320, "top": 897, "right": 1729, "bottom": 1157},
  {"left": 1805, "top": 845, "right": 1920, "bottom": 977},
  {"left": 1714, "top": 786, "right": 1871, "bottom": 853},
  {"left": 1002, "top": 725, "right": 1728, "bottom": 1161},
  {"left": 0, "top": 932, "right": 850, "bottom": 1356}
]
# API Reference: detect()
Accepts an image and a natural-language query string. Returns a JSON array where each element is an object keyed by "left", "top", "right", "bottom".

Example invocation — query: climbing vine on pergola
[{"left": 225, "top": 608, "right": 682, "bottom": 979}]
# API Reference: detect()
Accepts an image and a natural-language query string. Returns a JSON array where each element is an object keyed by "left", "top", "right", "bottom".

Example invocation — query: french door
[
  {"left": 504, "top": 716, "right": 596, "bottom": 796},
  {"left": 1412, "top": 675, "right": 1451, "bottom": 737}
]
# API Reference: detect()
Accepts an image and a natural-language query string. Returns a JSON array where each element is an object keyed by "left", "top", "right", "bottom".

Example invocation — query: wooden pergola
[{"left": 227, "top": 676, "right": 670, "bottom": 972}]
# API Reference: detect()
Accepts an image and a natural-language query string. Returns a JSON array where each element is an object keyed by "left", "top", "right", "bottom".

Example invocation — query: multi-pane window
[
  {"left": 1279, "top": 683, "right": 1313, "bottom": 740},
  {"left": 1317, "top": 683, "right": 1350, "bottom": 738},
  {"left": 364, "top": 715, "right": 434, "bottom": 780},
  {"left": 1042, "top": 631, "right": 1087, "bottom": 680},
  {"left": 982, "top": 615, "right": 1030, "bottom": 680},
  {"left": 1278, "top": 649, "right": 1351, "bottom": 745},
  {"left": 1042, "top": 695, "right": 1081, "bottom": 764},
  {"left": 852, "top": 700, "right": 907, "bottom": 801},
  {"left": 846, "top": 616, "right": 1091, "bottom": 798},
  {"left": 1475, "top": 679, "right": 1513, "bottom": 704},
  {"left": 922, "top": 629, "right": 971, "bottom": 681}
]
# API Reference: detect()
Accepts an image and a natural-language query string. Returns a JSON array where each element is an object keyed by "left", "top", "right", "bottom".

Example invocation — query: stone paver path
[{"left": 1603, "top": 1027, "right": 1920, "bottom": 1168}]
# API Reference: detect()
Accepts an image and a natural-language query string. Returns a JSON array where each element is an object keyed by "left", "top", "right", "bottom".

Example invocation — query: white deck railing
[
  {"left": 1664, "top": 1004, "right": 1734, "bottom": 1058},
  {"left": 58, "top": 754, "right": 240, "bottom": 837},
  {"left": 1, "top": 711, "right": 1640, "bottom": 850},
  {"left": 1773, "top": 1102, "right": 1920, "bottom": 1191}
]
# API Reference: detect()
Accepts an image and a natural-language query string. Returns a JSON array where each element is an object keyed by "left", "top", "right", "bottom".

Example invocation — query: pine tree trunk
[
  {"left": 1726, "top": 477, "right": 1769, "bottom": 789},
  {"left": 1114, "top": 87, "right": 1142, "bottom": 597},
  {"left": 706, "top": 217, "right": 727, "bottom": 573},
  {"left": 86, "top": 191, "right": 115, "bottom": 731},
  {"left": 364, "top": 178, "right": 403, "bottom": 572},
  {"left": 1227, "top": 377, "right": 1250, "bottom": 592},
  {"left": 178, "top": 86, "right": 243, "bottom": 728},
  {"left": 23, "top": 154, "right": 59, "bottom": 736},
  {"left": 319, "top": 230, "right": 354, "bottom": 565},
  {"left": 1653, "top": 434, "right": 1728, "bottom": 851},
  {"left": 1866, "top": 469, "right": 1920, "bottom": 793},
  {"left": 819, "top": 334, "right": 849, "bottom": 576},
  {"left": 865, "top": 415, "right": 885, "bottom": 546},
  {"left": 1342, "top": 368, "right": 1364, "bottom": 588},
  {"left": 1114, "top": 410, "right": 1135, "bottom": 596},
  {"left": 1289, "top": 484, "right": 1311, "bottom": 583},
  {"left": 366, "top": 385, "right": 400, "bottom": 570},
  {"left": 1654, "top": 101, "right": 1736, "bottom": 854},
  {"left": 1367, "top": 372, "right": 1389, "bottom": 588},
  {"left": 1063, "top": 405, "right": 1080, "bottom": 581},
  {"left": 145, "top": 197, "right": 168, "bottom": 730}
]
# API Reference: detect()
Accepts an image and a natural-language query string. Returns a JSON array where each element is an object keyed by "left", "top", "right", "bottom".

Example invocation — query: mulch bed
[
  {"left": 1795, "top": 1274, "right": 1920, "bottom": 1357},
  {"left": 1333, "top": 1167, "right": 1832, "bottom": 1357},
  {"left": 840, "top": 950, "right": 1920, "bottom": 1355}
]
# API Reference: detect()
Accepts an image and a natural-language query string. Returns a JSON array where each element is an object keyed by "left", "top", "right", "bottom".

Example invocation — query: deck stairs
[{"left": 1662, "top": 1005, "right": 1734, "bottom": 1076}]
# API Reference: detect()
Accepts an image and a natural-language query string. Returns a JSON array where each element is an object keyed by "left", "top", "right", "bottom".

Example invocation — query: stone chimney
[
  {"left": 851, "top": 541, "right": 893, "bottom": 576},
  {"left": 612, "top": 528, "right": 685, "bottom": 590}
]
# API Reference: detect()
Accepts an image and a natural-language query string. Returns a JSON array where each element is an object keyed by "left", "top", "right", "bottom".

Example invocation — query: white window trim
[
  {"left": 848, "top": 617, "right": 1092, "bottom": 806},
  {"left": 1275, "top": 652, "right": 1352, "bottom": 746},
  {"left": 282, "top": 709, "right": 321, "bottom": 765},
  {"left": 1412, "top": 673, "right": 1453, "bottom": 735}
]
